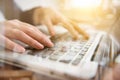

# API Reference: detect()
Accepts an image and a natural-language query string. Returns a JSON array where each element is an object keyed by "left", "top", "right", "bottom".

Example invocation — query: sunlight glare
[{"left": 71, "top": 0, "right": 101, "bottom": 8}]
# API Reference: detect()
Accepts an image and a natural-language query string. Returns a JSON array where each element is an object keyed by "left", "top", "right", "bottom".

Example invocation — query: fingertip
[
  {"left": 50, "top": 30, "right": 55, "bottom": 37},
  {"left": 46, "top": 38, "right": 54, "bottom": 47},
  {"left": 49, "top": 42, "right": 54, "bottom": 47},
  {"left": 84, "top": 35, "right": 89, "bottom": 40},
  {"left": 45, "top": 18, "right": 55, "bottom": 37},
  {"left": 73, "top": 35, "right": 79, "bottom": 40},
  {"left": 13, "top": 45, "right": 26, "bottom": 53},
  {"left": 35, "top": 43, "right": 44, "bottom": 49}
]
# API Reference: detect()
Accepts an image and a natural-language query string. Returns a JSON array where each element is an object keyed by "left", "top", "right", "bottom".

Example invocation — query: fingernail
[
  {"left": 35, "top": 43, "right": 44, "bottom": 49},
  {"left": 50, "top": 31, "right": 55, "bottom": 37},
  {"left": 13, "top": 46, "right": 25, "bottom": 53},
  {"left": 46, "top": 38, "right": 54, "bottom": 47}
]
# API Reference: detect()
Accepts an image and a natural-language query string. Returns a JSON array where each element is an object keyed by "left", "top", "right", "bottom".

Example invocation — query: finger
[
  {"left": 60, "top": 19, "right": 79, "bottom": 40},
  {"left": 69, "top": 20, "right": 89, "bottom": 39},
  {"left": 43, "top": 18, "right": 55, "bottom": 36},
  {"left": 13, "top": 29, "right": 44, "bottom": 49},
  {"left": 0, "top": 34, "right": 25, "bottom": 53},
  {"left": 20, "top": 23, "right": 54, "bottom": 47}
]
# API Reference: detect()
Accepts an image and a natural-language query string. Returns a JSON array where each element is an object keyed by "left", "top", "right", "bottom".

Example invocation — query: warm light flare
[{"left": 71, "top": 0, "right": 101, "bottom": 8}]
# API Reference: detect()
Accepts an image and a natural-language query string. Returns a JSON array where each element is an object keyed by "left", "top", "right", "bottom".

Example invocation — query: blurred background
[{"left": 0, "top": 0, "right": 120, "bottom": 31}]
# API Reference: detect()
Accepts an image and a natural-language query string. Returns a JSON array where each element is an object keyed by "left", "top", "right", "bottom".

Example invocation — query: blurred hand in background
[{"left": 21, "top": 7, "right": 89, "bottom": 40}]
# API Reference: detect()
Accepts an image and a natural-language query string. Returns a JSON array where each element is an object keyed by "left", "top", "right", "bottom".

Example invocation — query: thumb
[{"left": 43, "top": 18, "right": 55, "bottom": 36}]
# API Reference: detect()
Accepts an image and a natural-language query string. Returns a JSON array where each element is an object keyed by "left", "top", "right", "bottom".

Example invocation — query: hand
[
  {"left": 0, "top": 20, "right": 54, "bottom": 53},
  {"left": 32, "top": 7, "right": 89, "bottom": 40}
]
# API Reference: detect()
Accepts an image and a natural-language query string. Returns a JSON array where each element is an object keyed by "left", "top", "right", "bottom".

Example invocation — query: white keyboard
[
  {"left": 22, "top": 32, "right": 102, "bottom": 66},
  {"left": 0, "top": 32, "right": 103, "bottom": 79}
]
